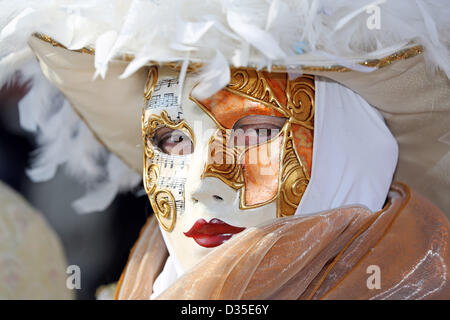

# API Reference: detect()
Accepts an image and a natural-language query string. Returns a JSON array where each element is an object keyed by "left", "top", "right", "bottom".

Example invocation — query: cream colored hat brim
[{"left": 29, "top": 36, "right": 145, "bottom": 173}]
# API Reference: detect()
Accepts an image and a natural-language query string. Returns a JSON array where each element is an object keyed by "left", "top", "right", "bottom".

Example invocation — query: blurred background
[{"left": 0, "top": 80, "right": 149, "bottom": 300}]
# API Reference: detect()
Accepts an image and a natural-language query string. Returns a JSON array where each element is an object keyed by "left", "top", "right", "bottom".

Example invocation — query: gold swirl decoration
[
  {"left": 226, "top": 69, "right": 315, "bottom": 129},
  {"left": 142, "top": 149, "right": 177, "bottom": 232},
  {"left": 226, "top": 69, "right": 289, "bottom": 117},
  {"left": 277, "top": 126, "right": 309, "bottom": 217},
  {"left": 202, "top": 130, "right": 244, "bottom": 190},
  {"left": 144, "top": 163, "right": 159, "bottom": 195},
  {"left": 151, "top": 190, "right": 177, "bottom": 232},
  {"left": 286, "top": 74, "right": 315, "bottom": 129}
]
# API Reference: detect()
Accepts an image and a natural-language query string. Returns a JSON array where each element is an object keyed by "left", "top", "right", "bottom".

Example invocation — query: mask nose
[
  {"left": 191, "top": 193, "right": 224, "bottom": 203},
  {"left": 189, "top": 177, "right": 237, "bottom": 208}
]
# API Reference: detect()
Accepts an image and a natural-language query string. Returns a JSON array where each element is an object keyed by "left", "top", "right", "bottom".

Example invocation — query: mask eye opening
[
  {"left": 151, "top": 126, "right": 194, "bottom": 156},
  {"left": 229, "top": 115, "right": 287, "bottom": 148}
]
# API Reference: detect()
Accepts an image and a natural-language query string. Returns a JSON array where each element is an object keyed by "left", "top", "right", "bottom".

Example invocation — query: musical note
[
  {"left": 158, "top": 177, "right": 186, "bottom": 190},
  {"left": 165, "top": 93, "right": 178, "bottom": 107},
  {"left": 154, "top": 78, "right": 179, "bottom": 92},
  {"left": 151, "top": 151, "right": 188, "bottom": 167},
  {"left": 148, "top": 92, "right": 179, "bottom": 109},
  {"left": 175, "top": 200, "right": 185, "bottom": 214},
  {"left": 175, "top": 111, "right": 184, "bottom": 121}
]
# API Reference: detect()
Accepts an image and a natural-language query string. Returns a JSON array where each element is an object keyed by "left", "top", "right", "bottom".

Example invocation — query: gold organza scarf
[{"left": 116, "top": 183, "right": 450, "bottom": 300}]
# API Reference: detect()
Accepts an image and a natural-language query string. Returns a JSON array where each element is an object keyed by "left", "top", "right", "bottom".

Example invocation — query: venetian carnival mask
[{"left": 142, "top": 66, "right": 315, "bottom": 270}]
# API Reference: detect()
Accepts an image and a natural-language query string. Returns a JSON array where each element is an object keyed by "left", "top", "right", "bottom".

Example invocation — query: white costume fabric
[
  {"left": 297, "top": 76, "right": 398, "bottom": 215},
  {"left": 150, "top": 77, "right": 399, "bottom": 298}
]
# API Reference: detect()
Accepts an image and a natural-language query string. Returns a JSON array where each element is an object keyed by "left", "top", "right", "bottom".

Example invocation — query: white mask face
[{"left": 142, "top": 66, "right": 315, "bottom": 271}]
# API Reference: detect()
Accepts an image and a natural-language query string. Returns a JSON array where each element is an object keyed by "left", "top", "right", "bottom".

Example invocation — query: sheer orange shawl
[{"left": 115, "top": 183, "right": 450, "bottom": 300}]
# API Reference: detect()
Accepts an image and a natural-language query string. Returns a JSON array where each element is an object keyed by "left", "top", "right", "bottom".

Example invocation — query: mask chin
[{"left": 162, "top": 180, "right": 279, "bottom": 273}]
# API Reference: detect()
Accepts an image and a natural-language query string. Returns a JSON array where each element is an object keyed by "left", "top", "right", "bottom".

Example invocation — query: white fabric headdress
[{"left": 298, "top": 76, "right": 398, "bottom": 215}]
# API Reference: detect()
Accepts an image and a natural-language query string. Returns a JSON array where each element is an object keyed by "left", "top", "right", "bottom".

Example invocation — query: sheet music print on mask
[
  {"left": 147, "top": 76, "right": 184, "bottom": 121},
  {"left": 145, "top": 73, "right": 189, "bottom": 215}
]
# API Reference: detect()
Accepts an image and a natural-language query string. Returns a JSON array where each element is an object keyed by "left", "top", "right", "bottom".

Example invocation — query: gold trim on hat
[{"left": 33, "top": 33, "right": 423, "bottom": 73}]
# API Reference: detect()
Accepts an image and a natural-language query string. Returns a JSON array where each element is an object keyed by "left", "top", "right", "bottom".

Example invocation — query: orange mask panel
[
  {"left": 242, "top": 134, "right": 282, "bottom": 206},
  {"left": 291, "top": 124, "right": 313, "bottom": 178},
  {"left": 198, "top": 90, "right": 284, "bottom": 129},
  {"left": 192, "top": 69, "right": 315, "bottom": 217}
]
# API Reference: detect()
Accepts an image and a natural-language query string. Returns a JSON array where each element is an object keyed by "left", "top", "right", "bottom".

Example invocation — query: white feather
[{"left": 12, "top": 59, "right": 141, "bottom": 213}]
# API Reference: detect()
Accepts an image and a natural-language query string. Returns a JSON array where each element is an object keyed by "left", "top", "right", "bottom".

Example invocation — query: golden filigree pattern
[
  {"left": 151, "top": 190, "right": 177, "bottom": 232},
  {"left": 143, "top": 110, "right": 195, "bottom": 152},
  {"left": 143, "top": 157, "right": 176, "bottom": 232},
  {"left": 277, "top": 126, "right": 309, "bottom": 217},
  {"left": 144, "top": 163, "right": 159, "bottom": 195},
  {"left": 286, "top": 74, "right": 315, "bottom": 129},
  {"left": 226, "top": 69, "right": 288, "bottom": 116},
  {"left": 202, "top": 130, "right": 244, "bottom": 190},
  {"left": 226, "top": 69, "right": 314, "bottom": 130}
]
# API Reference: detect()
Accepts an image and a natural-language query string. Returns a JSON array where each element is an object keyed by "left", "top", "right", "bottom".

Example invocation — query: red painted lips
[{"left": 184, "top": 218, "right": 246, "bottom": 248}]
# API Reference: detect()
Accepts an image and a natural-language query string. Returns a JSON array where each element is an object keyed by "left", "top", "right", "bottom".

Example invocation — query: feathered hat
[{"left": 1, "top": 0, "right": 448, "bottom": 213}]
